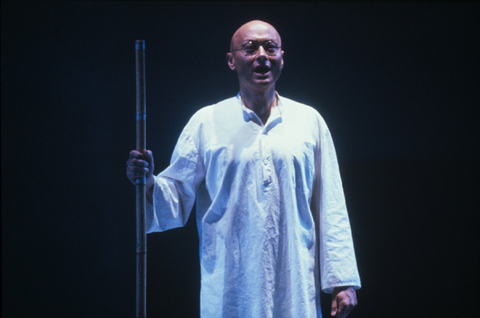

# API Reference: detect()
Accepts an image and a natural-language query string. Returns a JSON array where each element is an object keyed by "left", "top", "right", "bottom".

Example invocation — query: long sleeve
[
  {"left": 146, "top": 118, "right": 205, "bottom": 233},
  {"left": 311, "top": 116, "right": 361, "bottom": 293}
]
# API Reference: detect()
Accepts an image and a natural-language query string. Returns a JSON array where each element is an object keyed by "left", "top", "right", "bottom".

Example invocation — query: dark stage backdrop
[{"left": 2, "top": 2, "right": 478, "bottom": 317}]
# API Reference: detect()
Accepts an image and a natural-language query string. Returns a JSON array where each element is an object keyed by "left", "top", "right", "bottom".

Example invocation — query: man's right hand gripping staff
[{"left": 126, "top": 150, "right": 155, "bottom": 204}]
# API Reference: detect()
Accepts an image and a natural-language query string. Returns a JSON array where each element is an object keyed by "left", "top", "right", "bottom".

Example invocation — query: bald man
[{"left": 127, "top": 20, "right": 360, "bottom": 318}]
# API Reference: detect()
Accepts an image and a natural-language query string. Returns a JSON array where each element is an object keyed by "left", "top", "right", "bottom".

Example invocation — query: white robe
[{"left": 147, "top": 93, "right": 361, "bottom": 317}]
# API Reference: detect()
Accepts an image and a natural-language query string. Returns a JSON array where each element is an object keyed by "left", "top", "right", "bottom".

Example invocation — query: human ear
[
  {"left": 226, "top": 52, "right": 235, "bottom": 71},
  {"left": 280, "top": 50, "right": 284, "bottom": 71}
]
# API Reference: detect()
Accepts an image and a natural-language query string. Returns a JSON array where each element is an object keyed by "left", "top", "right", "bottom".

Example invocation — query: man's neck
[{"left": 240, "top": 86, "right": 277, "bottom": 124}]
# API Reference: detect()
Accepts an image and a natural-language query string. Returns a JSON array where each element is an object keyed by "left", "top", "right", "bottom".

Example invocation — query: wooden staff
[{"left": 135, "top": 39, "right": 147, "bottom": 318}]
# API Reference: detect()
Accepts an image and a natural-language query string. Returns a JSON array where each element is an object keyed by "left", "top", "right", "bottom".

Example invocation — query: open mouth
[{"left": 254, "top": 65, "right": 270, "bottom": 75}]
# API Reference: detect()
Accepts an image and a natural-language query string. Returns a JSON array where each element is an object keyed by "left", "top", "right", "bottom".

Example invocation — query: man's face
[{"left": 227, "top": 21, "right": 284, "bottom": 92}]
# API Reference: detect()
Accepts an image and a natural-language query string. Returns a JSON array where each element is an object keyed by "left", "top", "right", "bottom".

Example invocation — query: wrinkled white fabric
[{"left": 146, "top": 93, "right": 361, "bottom": 318}]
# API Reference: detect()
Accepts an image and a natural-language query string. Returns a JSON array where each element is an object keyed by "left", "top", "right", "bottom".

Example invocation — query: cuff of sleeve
[
  {"left": 322, "top": 282, "right": 361, "bottom": 294},
  {"left": 145, "top": 175, "right": 160, "bottom": 233}
]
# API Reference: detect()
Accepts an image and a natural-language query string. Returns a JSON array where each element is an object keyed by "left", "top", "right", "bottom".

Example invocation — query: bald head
[
  {"left": 230, "top": 20, "right": 282, "bottom": 51},
  {"left": 226, "top": 19, "right": 284, "bottom": 94}
]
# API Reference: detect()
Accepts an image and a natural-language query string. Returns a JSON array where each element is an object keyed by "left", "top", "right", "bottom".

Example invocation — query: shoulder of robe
[
  {"left": 183, "top": 96, "right": 238, "bottom": 132},
  {"left": 279, "top": 96, "right": 328, "bottom": 129}
]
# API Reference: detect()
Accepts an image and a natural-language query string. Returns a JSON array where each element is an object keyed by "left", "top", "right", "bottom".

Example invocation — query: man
[{"left": 127, "top": 20, "right": 360, "bottom": 318}]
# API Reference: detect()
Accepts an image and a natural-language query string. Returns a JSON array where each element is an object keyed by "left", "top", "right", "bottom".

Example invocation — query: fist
[{"left": 126, "top": 150, "right": 154, "bottom": 185}]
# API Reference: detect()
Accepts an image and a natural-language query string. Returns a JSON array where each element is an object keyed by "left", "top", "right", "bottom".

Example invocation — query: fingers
[
  {"left": 332, "top": 296, "right": 349, "bottom": 318},
  {"left": 126, "top": 156, "right": 149, "bottom": 169},
  {"left": 126, "top": 149, "right": 154, "bottom": 184},
  {"left": 126, "top": 163, "right": 149, "bottom": 181},
  {"left": 129, "top": 150, "right": 143, "bottom": 158},
  {"left": 127, "top": 150, "right": 152, "bottom": 166},
  {"left": 128, "top": 150, "right": 154, "bottom": 168},
  {"left": 331, "top": 296, "right": 338, "bottom": 316},
  {"left": 336, "top": 298, "right": 348, "bottom": 318},
  {"left": 142, "top": 149, "right": 153, "bottom": 162},
  {"left": 126, "top": 163, "right": 149, "bottom": 174},
  {"left": 332, "top": 288, "right": 357, "bottom": 318}
]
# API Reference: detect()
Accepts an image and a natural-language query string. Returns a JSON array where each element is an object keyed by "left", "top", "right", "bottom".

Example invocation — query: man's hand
[
  {"left": 126, "top": 150, "right": 155, "bottom": 204},
  {"left": 331, "top": 286, "right": 357, "bottom": 317}
]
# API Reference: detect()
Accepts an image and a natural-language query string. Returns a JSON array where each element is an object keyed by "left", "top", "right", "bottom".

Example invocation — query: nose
[{"left": 256, "top": 45, "right": 268, "bottom": 60}]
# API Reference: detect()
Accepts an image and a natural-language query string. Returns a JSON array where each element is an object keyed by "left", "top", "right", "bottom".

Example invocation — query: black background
[{"left": 2, "top": 2, "right": 479, "bottom": 317}]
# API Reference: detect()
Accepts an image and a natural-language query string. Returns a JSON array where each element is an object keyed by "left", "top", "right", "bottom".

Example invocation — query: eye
[
  {"left": 264, "top": 42, "right": 279, "bottom": 54},
  {"left": 243, "top": 41, "right": 257, "bottom": 54},
  {"left": 265, "top": 45, "right": 276, "bottom": 53}
]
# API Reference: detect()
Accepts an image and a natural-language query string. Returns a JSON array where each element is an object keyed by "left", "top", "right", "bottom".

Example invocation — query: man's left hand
[{"left": 331, "top": 286, "right": 357, "bottom": 317}]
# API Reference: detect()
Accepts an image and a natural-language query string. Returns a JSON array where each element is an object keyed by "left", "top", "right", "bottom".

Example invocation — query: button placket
[{"left": 261, "top": 131, "right": 272, "bottom": 185}]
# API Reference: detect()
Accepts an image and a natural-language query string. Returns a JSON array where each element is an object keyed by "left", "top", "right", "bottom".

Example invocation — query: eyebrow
[{"left": 242, "top": 39, "right": 279, "bottom": 44}]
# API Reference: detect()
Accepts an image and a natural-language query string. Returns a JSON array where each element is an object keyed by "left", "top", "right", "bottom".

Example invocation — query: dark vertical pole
[{"left": 135, "top": 40, "right": 147, "bottom": 318}]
